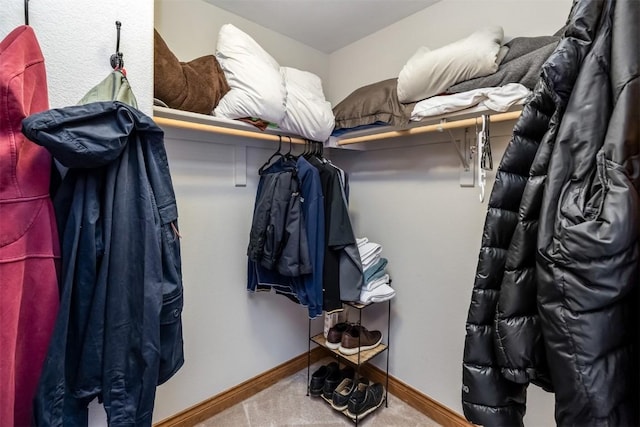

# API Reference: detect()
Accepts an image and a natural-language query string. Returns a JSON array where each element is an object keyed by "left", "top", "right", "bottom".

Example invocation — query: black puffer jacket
[
  {"left": 536, "top": 0, "right": 639, "bottom": 424},
  {"left": 462, "top": 0, "right": 639, "bottom": 425}
]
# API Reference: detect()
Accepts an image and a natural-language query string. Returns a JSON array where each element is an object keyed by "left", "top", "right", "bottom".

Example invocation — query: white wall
[
  {"left": 155, "top": 0, "right": 330, "bottom": 85},
  {"left": 327, "top": 0, "right": 571, "bottom": 104},
  {"left": 1, "top": 0, "right": 153, "bottom": 114}
]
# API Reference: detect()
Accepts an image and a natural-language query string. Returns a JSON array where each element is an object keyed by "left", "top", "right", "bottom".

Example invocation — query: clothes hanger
[
  {"left": 258, "top": 135, "right": 284, "bottom": 175},
  {"left": 305, "top": 139, "right": 318, "bottom": 159},
  {"left": 110, "top": 21, "right": 125, "bottom": 73},
  {"left": 284, "top": 136, "right": 296, "bottom": 161},
  {"left": 482, "top": 116, "right": 493, "bottom": 170},
  {"left": 313, "top": 141, "right": 323, "bottom": 160},
  {"left": 24, "top": 0, "right": 29, "bottom": 25}
]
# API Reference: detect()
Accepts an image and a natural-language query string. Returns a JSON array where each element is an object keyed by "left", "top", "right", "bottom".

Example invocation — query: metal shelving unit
[{"left": 307, "top": 299, "right": 391, "bottom": 424}]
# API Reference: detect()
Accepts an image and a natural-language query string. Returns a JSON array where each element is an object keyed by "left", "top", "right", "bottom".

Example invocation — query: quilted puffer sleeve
[
  {"left": 492, "top": 89, "right": 555, "bottom": 391},
  {"left": 462, "top": 100, "right": 535, "bottom": 427}
]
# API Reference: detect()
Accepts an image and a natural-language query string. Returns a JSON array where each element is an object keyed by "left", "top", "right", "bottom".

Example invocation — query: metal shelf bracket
[{"left": 437, "top": 119, "right": 470, "bottom": 171}]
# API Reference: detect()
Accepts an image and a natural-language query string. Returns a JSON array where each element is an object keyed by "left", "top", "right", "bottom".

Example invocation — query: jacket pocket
[
  {"left": 554, "top": 152, "right": 639, "bottom": 312},
  {"left": 158, "top": 216, "right": 184, "bottom": 384},
  {"left": 158, "top": 290, "right": 184, "bottom": 384}
]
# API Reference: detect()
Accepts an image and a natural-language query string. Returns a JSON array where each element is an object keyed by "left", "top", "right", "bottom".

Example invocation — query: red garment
[{"left": 0, "top": 26, "right": 60, "bottom": 427}]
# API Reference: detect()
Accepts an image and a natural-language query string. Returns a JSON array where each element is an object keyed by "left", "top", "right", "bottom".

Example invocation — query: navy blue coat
[{"left": 23, "top": 101, "right": 184, "bottom": 426}]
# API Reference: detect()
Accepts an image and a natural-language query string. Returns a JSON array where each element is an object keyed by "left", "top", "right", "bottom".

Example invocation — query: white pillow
[
  {"left": 397, "top": 26, "right": 504, "bottom": 103},
  {"left": 214, "top": 24, "right": 286, "bottom": 124},
  {"left": 279, "top": 67, "right": 335, "bottom": 142}
]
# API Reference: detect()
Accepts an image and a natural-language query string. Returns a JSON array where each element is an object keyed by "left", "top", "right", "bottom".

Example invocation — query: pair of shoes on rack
[
  {"left": 330, "top": 375, "right": 369, "bottom": 411},
  {"left": 326, "top": 322, "right": 351, "bottom": 350},
  {"left": 309, "top": 362, "right": 354, "bottom": 399},
  {"left": 309, "top": 362, "right": 337, "bottom": 396},
  {"left": 322, "top": 365, "right": 354, "bottom": 401},
  {"left": 345, "top": 382, "right": 386, "bottom": 419},
  {"left": 326, "top": 323, "right": 383, "bottom": 355}
]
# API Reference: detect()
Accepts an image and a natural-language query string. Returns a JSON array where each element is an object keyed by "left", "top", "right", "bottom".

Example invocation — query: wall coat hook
[{"left": 110, "top": 21, "right": 124, "bottom": 70}]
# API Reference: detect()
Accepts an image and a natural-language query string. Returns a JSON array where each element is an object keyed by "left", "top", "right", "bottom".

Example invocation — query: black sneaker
[
  {"left": 309, "top": 362, "right": 338, "bottom": 396},
  {"left": 331, "top": 376, "right": 369, "bottom": 411},
  {"left": 346, "top": 383, "right": 385, "bottom": 419},
  {"left": 322, "top": 365, "right": 355, "bottom": 401},
  {"left": 343, "top": 380, "right": 368, "bottom": 413}
]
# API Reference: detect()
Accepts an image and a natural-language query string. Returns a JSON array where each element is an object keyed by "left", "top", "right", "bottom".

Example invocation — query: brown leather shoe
[
  {"left": 326, "top": 322, "right": 351, "bottom": 350},
  {"left": 338, "top": 325, "right": 382, "bottom": 355}
]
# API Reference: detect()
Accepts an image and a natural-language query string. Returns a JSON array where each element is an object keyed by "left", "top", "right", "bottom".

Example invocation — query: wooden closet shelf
[
  {"left": 153, "top": 106, "right": 307, "bottom": 144},
  {"left": 154, "top": 106, "right": 522, "bottom": 148},
  {"left": 336, "top": 110, "right": 522, "bottom": 146},
  {"left": 311, "top": 333, "right": 388, "bottom": 365}
]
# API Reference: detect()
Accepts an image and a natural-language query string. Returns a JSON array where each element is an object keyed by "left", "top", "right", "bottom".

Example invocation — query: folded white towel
[
  {"left": 358, "top": 241, "right": 378, "bottom": 259},
  {"left": 360, "top": 283, "right": 396, "bottom": 305},
  {"left": 370, "top": 291, "right": 396, "bottom": 303},
  {"left": 358, "top": 242, "right": 382, "bottom": 266},
  {"left": 363, "top": 274, "right": 390, "bottom": 292},
  {"left": 356, "top": 237, "right": 369, "bottom": 247}
]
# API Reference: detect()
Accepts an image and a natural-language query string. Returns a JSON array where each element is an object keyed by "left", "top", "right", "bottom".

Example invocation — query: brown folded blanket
[
  {"left": 333, "top": 78, "right": 416, "bottom": 130},
  {"left": 154, "top": 29, "right": 229, "bottom": 115}
]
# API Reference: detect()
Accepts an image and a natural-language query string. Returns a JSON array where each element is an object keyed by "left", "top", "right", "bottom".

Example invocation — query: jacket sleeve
[
  {"left": 462, "top": 122, "right": 529, "bottom": 427},
  {"left": 492, "top": 89, "right": 555, "bottom": 391}
]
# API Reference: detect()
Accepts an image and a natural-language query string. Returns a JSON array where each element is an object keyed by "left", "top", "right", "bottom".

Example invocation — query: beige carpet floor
[{"left": 196, "top": 359, "right": 441, "bottom": 427}]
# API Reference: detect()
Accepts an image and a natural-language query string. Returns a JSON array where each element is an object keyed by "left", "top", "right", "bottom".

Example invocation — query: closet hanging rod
[
  {"left": 154, "top": 117, "right": 307, "bottom": 145},
  {"left": 337, "top": 110, "right": 522, "bottom": 146}
]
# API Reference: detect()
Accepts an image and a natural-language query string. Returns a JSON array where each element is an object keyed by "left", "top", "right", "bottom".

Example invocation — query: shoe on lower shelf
[
  {"left": 309, "top": 362, "right": 338, "bottom": 397},
  {"left": 331, "top": 375, "right": 369, "bottom": 411},
  {"left": 346, "top": 382, "right": 386, "bottom": 419},
  {"left": 322, "top": 365, "right": 355, "bottom": 400},
  {"left": 338, "top": 325, "right": 383, "bottom": 355}
]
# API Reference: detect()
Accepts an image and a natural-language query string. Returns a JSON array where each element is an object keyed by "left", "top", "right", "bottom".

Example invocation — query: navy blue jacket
[
  {"left": 22, "top": 101, "right": 184, "bottom": 426},
  {"left": 248, "top": 156, "right": 325, "bottom": 318}
]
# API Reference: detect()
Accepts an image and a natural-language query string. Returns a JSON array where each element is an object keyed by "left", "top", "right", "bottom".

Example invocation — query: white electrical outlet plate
[
  {"left": 460, "top": 165, "right": 474, "bottom": 187},
  {"left": 459, "top": 136, "right": 474, "bottom": 187}
]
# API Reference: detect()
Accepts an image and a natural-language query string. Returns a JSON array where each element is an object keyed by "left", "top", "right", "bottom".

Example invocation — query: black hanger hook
[
  {"left": 110, "top": 21, "right": 124, "bottom": 70},
  {"left": 285, "top": 136, "right": 293, "bottom": 156},
  {"left": 24, "top": 0, "right": 29, "bottom": 25}
]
